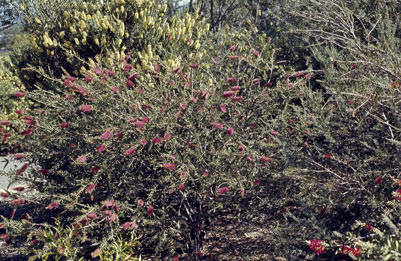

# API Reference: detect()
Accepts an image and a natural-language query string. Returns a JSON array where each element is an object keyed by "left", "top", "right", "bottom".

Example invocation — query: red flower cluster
[
  {"left": 308, "top": 239, "right": 325, "bottom": 255},
  {"left": 341, "top": 246, "right": 361, "bottom": 257}
]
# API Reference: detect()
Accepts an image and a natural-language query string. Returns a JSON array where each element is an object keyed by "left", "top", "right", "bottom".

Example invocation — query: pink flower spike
[
  {"left": 164, "top": 133, "right": 171, "bottom": 141},
  {"left": 100, "top": 131, "right": 111, "bottom": 140},
  {"left": 217, "top": 187, "right": 229, "bottom": 195},
  {"left": 324, "top": 153, "right": 332, "bottom": 159},
  {"left": 227, "top": 127, "right": 234, "bottom": 136},
  {"left": 230, "top": 55, "right": 238, "bottom": 60},
  {"left": 85, "top": 184, "right": 96, "bottom": 194},
  {"left": 271, "top": 131, "right": 280, "bottom": 136},
  {"left": 163, "top": 163, "right": 175, "bottom": 170},
  {"left": 96, "top": 144, "right": 106, "bottom": 152},
  {"left": 140, "top": 139, "right": 147, "bottom": 145},
  {"left": 260, "top": 156, "right": 272, "bottom": 163},
  {"left": 77, "top": 154, "right": 87, "bottom": 163},
  {"left": 179, "top": 103, "right": 186, "bottom": 110},
  {"left": 147, "top": 206, "right": 154, "bottom": 216},
  {"left": 231, "top": 96, "right": 242, "bottom": 102},
  {"left": 45, "top": 201, "right": 59, "bottom": 210},
  {"left": 78, "top": 105, "right": 92, "bottom": 112},
  {"left": 13, "top": 153, "right": 26, "bottom": 159},
  {"left": 90, "top": 166, "right": 100, "bottom": 173},
  {"left": 137, "top": 199, "right": 144, "bottom": 207},
  {"left": 253, "top": 49, "right": 259, "bottom": 57},
  {"left": 253, "top": 78, "right": 260, "bottom": 85},
  {"left": 16, "top": 163, "right": 29, "bottom": 176},
  {"left": 60, "top": 122, "right": 68, "bottom": 128},
  {"left": 179, "top": 184, "right": 185, "bottom": 191},
  {"left": 231, "top": 85, "right": 240, "bottom": 91},
  {"left": 84, "top": 75, "right": 93, "bottom": 83},
  {"left": 227, "top": 77, "right": 237, "bottom": 83},
  {"left": 220, "top": 105, "right": 227, "bottom": 113},
  {"left": 125, "top": 147, "right": 136, "bottom": 155},
  {"left": 254, "top": 180, "right": 261, "bottom": 186},
  {"left": 229, "top": 45, "right": 237, "bottom": 52},
  {"left": 152, "top": 137, "right": 162, "bottom": 144},
  {"left": 375, "top": 176, "right": 383, "bottom": 184},
  {"left": 11, "top": 198, "right": 25, "bottom": 206},
  {"left": 238, "top": 145, "right": 244, "bottom": 151},
  {"left": 189, "top": 64, "right": 200, "bottom": 69},
  {"left": 135, "top": 121, "right": 146, "bottom": 128},
  {"left": 128, "top": 72, "right": 140, "bottom": 81},
  {"left": 111, "top": 86, "right": 119, "bottom": 92},
  {"left": 223, "top": 91, "right": 235, "bottom": 98},
  {"left": 93, "top": 67, "right": 102, "bottom": 75},
  {"left": 127, "top": 80, "right": 135, "bottom": 88},
  {"left": 122, "top": 222, "right": 131, "bottom": 230},
  {"left": 212, "top": 122, "right": 223, "bottom": 129},
  {"left": 0, "top": 120, "right": 11, "bottom": 126},
  {"left": 12, "top": 92, "right": 25, "bottom": 98}
]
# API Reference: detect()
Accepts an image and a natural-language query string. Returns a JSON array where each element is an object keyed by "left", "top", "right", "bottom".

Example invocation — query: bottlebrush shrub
[
  {"left": 11, "top": 0, "right": 209, "bottom": 93},
  {"left": 0, "top": 53, "right": 32, "bottom": 154},
  {"left": 6, "top": 27, "right": 280, "bottom": 258}
]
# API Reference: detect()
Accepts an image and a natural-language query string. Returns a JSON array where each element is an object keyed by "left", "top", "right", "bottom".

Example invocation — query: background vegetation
[{"left": 1, "top": 0, "right": 400, "bottom": 260}]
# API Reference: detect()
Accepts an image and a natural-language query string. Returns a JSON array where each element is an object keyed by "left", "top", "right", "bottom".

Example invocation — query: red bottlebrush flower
[
  {"left": 179, "top": 103, "right": 186, "bottom": 110},
  {"left": 84, "top": 74, "right": 93, "bottom": 83},
  {"left": 351, "top": 64, "right": 358, "bottom": 69},
  {"left": 163, "top": 163, "right": 175, "bottom": 170},
  {"left": 140, "top": 139, "right": 147, "bottom": 145},
  {"left": 238, "top": 145, "right": 244, "bottom": 151},
  {"left": 100, "top": 131, "right": 111, "bottom": 141},
  {"left": 14, "top": 153, "right": 26, "bottom": 159},
  {"left": 184, "top": 82, "right": 190, "bottom": 88},
  {"left": 154, "top": 63, "right": 160, "bottom": 73},
  {"left": 76, "top": 86, "right": 88, "bottom": 96},
  {"left": 108, "top": 213, "right": 118, "bottom": 223},
  {"left": 212, "top": 122, "right": 223, "bottom": 129},
  {"left": 128, "top": 72, "right": 140, "bottom": 81},
  {"left": 232, "top": 96, "right": 243, "bottom": 102},
  {"left": 141, "top": 116, "right": 150, "bottom": 123},
  {"left": 229, "top": 45, "right": 237, "bottom": 52},
  {"left": 223, "top": 91, "right": 235, "bottom": 98},
  {"left": 66, "top": 75, "right": 77, "bottom": 82},
  {"left": 81, "top": 218, "right": 88, "bottom": 227},
  {"left": 13, "top": 186, "right": 25, "bottom": 192},
  {"left": 11, "top": 198, "right": 25, "bottom": 206},
  {"left": 88, "top": 213, "right": 97, "bottom": 220},
  {"left": 60, "top": 122, "right": 68, "bottom": 128},
  {"left": 260, "top": 156, "right": 272, "bottom": 163},
  {"left": 179, "top": 184, "right": 185, "bottom": 191},
  {"left": 85, "top": 184, "right": 96, "bottom": 194},
  {"left": 309, "top": 239, "right": 325, "bottom": 255},
  {"left": 254, "top": 180, "right": 261, "bottom": 186},
  {"left": 220, "top": 104, "right": 227, "bottom": 112},
  {"left": 189, "top": 64, "right": 200, "bottom": 69},
  {"left": 111, "top": 86, "right": 119, "bottom": 92},
  {"left": 217, "top": 187, "right": 229, "bottom": 195},
  {"left": 135, "top": 121, "right": 146, "bottom": 127},
  {"left": 324, "top": 153, "right": 332, "bottom": 159},
  {"left": 304, "top": 142, "right": 310, "bottom": 148},
  {"left": 96, "top": 144, "right": 106, "bottom": 152},
  {"left": 122, "top": 222, "right": 131, "bottom": 230},
  {"left": 227, "top": 77, "right": 237, "bottom": 83},
  {"left": 90, "top": 166, "right": 100, "bottom": 173},
  {"left": 164, "top": 133, "right": 171, "bottom": 141},
  {"left": 173, "top": 67, "right": 181, "bottom": 73},
  {"left": 0, "top": 120, "right": 11, "bottom": 126},
  {"left": 230, "top": 55, "right": 238, "bottom": 60},
  {"left": 147, "top": 206, "right": 154, "bottom": 216},
  {"left": 293, "top": 71, "right": 305, "bottom": 78},
  {"left": 271, "top": 131, "right": 280, "bottom": 136},
  {"left": 77, "top": 154, "right": 87, "bottom": 163},
  {"left": 45, "top": 201, "right": 59, "bottom": 210},
  {"left": 16, "top": 163, "right": 29, "bottom": 176},
  {"left": 41, "top": 169, "right": 50, "bottom": 175},
  {"left": 127, "top": 80, "right": 135, "bottom": 88},
  {"left": 342, "top": 246, "right": 361, "bottom": 257},
  {"left": 173, "top": 253, "right": 179, "bottom": 261},
  {"left": 11, "top": 92, "right": 25, "bottom": 98},
  {"left": 4, "top": 132, "right": 12, "bottom": 137},
  {"left": 305, "top": 130, "right": 311, "bottom": 136},
  {"left": 375, "top": 176, "right": 383, "bottom": 184},
  {"left": 103, "top": 200, "right": 115, "bottom": 208},
  {"left": 65, "top": 94, "right": 73, "bottom": 100},
  {"left": 93, "top": 67, "right": 102, "bottom": 75},
  {"left": 78, "top": 105, "right": 92, "bottom": 112},
  {"left": 125, "top": 147, "right": 135, "bottom": 155},
  {"left": 365, "top": 224, "right": 373, "bottom": 231},
  {"left": 21, "top": 128, "right": 32, "bottom": 136},
  {"left": 115, "top": 133, "right": 122, "bottom": 138},
  {"left": 202, "top": 172, "right": 209, "bottom": 177},
  {"left": 64, "top": 79, "right": 71, "bottom": 86},
  {"left": 304, "top": 73, "right": 312, "bottom": 80},
  {"left": 252, "top": 49, "right": 259, "bottom": 57},
  {"left": 227, "top": 126, "right": 234, "bottom": 136},
  {"left": 152, "top": 137, "right": 162, "bottom": 144},
  {"left": 0, "top": 233, "right": 9, "bottom": 240},
  {"left": 14, "top": 110, "right": 23, "bottom": 115},
  {"left": 253, "top": 78, "right": 260, "bottom": 85},
  {"left": 231, "top": 85, "right": 240, "bottom": 91},
  {"left": 1, "top": 192, "right": 8, "bottom": 198},
  {"left": 137, "top": 199, "right": 144, "bottom": 207},
  {"left": 124, "top": 63, "right": 133, "bottom": 72}
]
